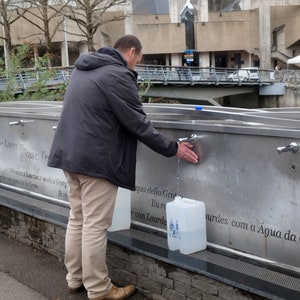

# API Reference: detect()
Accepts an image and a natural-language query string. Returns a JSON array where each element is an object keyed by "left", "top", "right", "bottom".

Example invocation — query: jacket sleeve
[{"left": 104, "top": 68, "right": 178, "bottom": 157}]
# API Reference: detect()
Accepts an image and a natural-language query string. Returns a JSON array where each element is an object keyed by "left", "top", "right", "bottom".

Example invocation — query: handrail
[
  {"left": 0, "top": 68, "right": 72, "bottom": 94},
  {"left": 135, "top": 65, "right": 276, "bottom": 86},
  {"left": 0, "top": 65, "right": 277, "bottom": 95}
]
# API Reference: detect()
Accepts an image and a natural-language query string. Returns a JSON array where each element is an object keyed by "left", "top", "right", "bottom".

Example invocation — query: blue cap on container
[{"left": 195, "top": 105, "right": 202, "bottom": 111}]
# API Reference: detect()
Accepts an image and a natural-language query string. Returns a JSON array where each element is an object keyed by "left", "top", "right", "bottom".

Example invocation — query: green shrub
[{"left": 0, "top": 45, "right": 67, "bottom": 102}]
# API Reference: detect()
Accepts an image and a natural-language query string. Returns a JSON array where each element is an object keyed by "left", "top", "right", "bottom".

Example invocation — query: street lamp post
[{"left": 63, "top": 15, "right": 69, "bottom": 67}]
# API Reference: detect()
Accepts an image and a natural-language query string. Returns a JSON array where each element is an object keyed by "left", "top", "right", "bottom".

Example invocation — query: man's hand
[{"left": 176, "top": 142, "right": 198, "bottom": 164}]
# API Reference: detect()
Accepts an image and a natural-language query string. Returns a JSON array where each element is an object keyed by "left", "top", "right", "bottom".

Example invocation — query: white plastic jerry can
[
  {"left": 166, "top": 196, "right": 207, "bottom": 255},
  {"left": 166, "top": 196, "right": 182, "bottom": 251},
  {"left": 108, "top": 188, "right": 131, "bottom": 232}
]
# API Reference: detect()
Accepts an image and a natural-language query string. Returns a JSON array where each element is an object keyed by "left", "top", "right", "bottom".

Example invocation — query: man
[{"left": 47, "top": 35, "right": 198, "bottom": 300}]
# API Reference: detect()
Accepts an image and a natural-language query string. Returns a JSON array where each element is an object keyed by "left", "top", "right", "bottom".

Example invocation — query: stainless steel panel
[
  {"left": 0, "top": 108, "right": 68, "bottom": 202},
  {"left": 1, "top": 101, "right": 300, "bottom": 269},
  {"left": 132, "top": 130, "right": 300, "bottom": 267}
]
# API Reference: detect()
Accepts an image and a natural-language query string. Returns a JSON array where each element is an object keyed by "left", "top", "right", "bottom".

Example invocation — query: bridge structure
[
  {"left": 0, "top": 68, "right": 71, "bottom": 96},
  {"left": 135, "top": 65, "right": 279, "bottom": 105},
  {"left": 0, "top": 65, "right": 279, "bottom": 105}
]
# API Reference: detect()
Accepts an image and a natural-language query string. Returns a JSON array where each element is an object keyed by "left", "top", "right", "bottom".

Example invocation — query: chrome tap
[
  {"left": 276, "top": 142, "right": 298, "bottom": 154},
  {"left": 9, "top": 119, "right": 34, "bottom": 126},
  {"left": 178, "top": 134, "right": 200, "bottom": 143}
]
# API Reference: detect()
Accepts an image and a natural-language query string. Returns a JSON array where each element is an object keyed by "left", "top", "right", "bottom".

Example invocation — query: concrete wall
[
  {"left": 133, "top": 23, "right": 186, "bottom": 54},
  {"left": 261, "top": 86, "right": 300, "bottom": 107},
  {"left": 0, "top": 3, "right": 298, "bottom": 68},
  {"left": 256, "top": 70, "right": 300, "bottom": 107},
  {"left": 195, "top": 10, "right": 259, "bottom": 53},
  {"left": 272, "top": 6, "right": 300, "bottom": 49}
]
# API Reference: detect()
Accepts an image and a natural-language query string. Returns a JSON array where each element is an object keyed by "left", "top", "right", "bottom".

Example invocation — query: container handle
[{"left": 182, "top": 198, "right": 197, "bottom": 204}]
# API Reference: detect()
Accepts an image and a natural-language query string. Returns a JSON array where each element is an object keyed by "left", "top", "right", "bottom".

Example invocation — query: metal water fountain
[{"left": 1, "top": 101, "right": 300, "bottom": 273}]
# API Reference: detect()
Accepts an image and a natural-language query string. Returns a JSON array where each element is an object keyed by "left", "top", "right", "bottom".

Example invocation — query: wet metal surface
[{"left": 1, "top": 101, "right": 300, "bottom": 299}]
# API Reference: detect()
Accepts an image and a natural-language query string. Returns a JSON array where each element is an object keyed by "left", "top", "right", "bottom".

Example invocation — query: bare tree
[
  {"left": 0, "top": 0, "right": 26, "bottom": 67},
  {"left": 18, "top": 0, "right": 72, "bottom": 65},
  {"left": 65, "top": 0, "right": 127, "bottom": 51}
]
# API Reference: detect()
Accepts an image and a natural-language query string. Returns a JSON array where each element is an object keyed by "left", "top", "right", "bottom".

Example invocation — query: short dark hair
[{"left": 113, "top": 35, "right": 142, "bottom": 53}]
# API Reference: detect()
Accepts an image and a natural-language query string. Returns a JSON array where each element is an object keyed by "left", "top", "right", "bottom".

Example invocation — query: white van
[{"left": 228, "top": 67, "right": 259, "bottom": 81}]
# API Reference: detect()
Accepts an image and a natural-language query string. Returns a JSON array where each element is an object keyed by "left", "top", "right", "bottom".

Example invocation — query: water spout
[
  {"left": 276, "top": 142, "right": 298, "bottom": 154},
  {"left": 178, "top": 134, "right": 201, "bottom": 143}
]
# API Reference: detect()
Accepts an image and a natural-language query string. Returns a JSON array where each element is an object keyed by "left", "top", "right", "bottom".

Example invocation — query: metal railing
[
  {"left": 0, "top": 65, "right": 276, "bottom": 95},
  {"left": 0, "top": 68, "right": 73, "bottom": 94},
  {"left": 135, "top": 65, "right": 276, "bottom": 85}
]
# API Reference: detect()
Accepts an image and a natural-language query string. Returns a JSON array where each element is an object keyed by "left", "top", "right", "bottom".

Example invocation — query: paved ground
[
  {"left": 0, "top": 272, "right": 48, "bottom": 300},
  {"left": 0, "top": 233, "right": 139, "bottom": 300}
]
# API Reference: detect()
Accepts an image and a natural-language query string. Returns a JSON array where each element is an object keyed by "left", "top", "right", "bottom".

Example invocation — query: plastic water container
[
  {"left": 108, "top": 188, "right": 131, "bottom": 232},
  {"left": 166, "top": 196, "right": 207, "bottom": 255}
]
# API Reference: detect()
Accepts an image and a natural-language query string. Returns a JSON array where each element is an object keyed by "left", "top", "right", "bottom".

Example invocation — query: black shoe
[{"left": 69, "top": 284, "right": 85, "bottom": 294}]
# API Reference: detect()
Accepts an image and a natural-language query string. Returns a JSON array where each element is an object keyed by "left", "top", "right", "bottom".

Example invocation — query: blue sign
[{"left": 184, "top": 49, "right": 194, "bottom": 63}]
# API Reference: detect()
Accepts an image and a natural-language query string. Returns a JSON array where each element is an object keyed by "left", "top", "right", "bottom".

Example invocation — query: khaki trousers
[{"left": 64, "top": 171, "right": 118, "bottom": 299}]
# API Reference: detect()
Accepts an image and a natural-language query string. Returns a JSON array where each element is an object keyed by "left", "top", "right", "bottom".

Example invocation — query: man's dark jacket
[{"left": 47, "top": 47, "right": 177, "bottom": 190}]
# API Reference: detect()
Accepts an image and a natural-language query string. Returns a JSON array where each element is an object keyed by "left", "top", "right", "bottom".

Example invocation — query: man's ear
[
  {"left": 128, "top": 47, "right": 136, "bottom": 58},
  {"left": 122, "top": 47, "right": 135, "bottom": 61}
]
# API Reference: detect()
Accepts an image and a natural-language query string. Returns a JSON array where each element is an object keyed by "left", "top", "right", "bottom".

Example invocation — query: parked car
[{"left": 228, "top": 67, "right": 259, "bottom": 81}]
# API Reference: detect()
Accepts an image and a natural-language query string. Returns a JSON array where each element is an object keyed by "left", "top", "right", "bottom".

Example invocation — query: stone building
[{"left": 0, "top": 0, "right": 299, "bottom": 70}]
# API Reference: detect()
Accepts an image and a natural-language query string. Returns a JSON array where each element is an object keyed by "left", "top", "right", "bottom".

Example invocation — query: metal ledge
[{"left": 1, "top": 187, "right": 300, "bottom": 300}]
